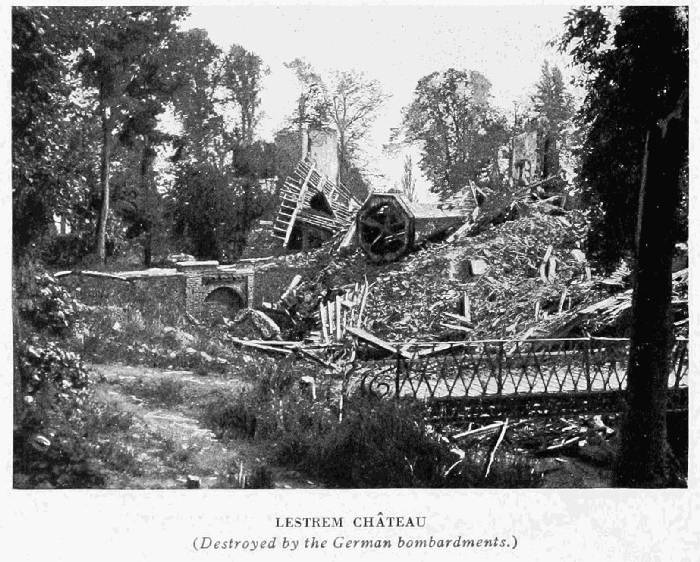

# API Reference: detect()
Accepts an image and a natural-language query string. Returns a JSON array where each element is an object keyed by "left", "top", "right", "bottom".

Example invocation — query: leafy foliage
[
  {"left": 170, "top": 162, "right": 269, "bottom": 261},
  {"left": 17, "top": 338, "right": 90, "bottom": 398},
  {"left": 15, "top": 270, "right": 81, "bottom": 336},
  {"left": 221, "top": 45, "right": 268, "bottom": 144},
  {"left": 327, "top": 70, "right": 388, "bottom": 186},
  {"left": 402, "top": 69, "right": 509, "bottom": 199},
  {"left": 559, "top": 6, "right": 688, "bottom": 268},
  {"left": 12, "top": 7, "right": 94, "bottom": 258},
  {"left": 13, "top": 334, "right": 103, "bottom": 488}
]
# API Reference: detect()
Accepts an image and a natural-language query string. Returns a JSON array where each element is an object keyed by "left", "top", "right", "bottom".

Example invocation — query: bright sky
[{"left": 182, "top": 5, "right": 580, "bottom": 200}]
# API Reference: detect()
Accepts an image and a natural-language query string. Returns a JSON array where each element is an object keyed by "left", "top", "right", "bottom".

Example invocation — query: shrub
[
  {"left": 199, "top": 361, "right": 545, "bottom": 488},
  {"left": 200, "top": 391, "right": 258, "bottom": 440},
  {"left": 15, "top": 270, "right": 80, "bottom": 336},
  {"left": 13, "top": 338, "right": 104, "bottom": 488},
  {"left": 41, "top": 233, "right": 94, "bottom": 268},
  {"left": 300, "top": 398, "right": 448, "bottom": 487},
  {"left": 17, "top": 337, "right": 90, "bottom": 398},
  {"left": 246, "top": 466, "right": 275, "bottom": 489}
]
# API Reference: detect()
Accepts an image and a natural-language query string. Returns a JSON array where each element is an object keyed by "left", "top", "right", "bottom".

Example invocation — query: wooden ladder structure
[{"left": 272, "top": 161, "right": 316, "bottom": 247}]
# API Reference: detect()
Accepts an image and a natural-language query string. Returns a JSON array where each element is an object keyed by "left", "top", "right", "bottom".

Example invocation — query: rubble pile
[
  {"left": 346, "top": 203, "right": 609, "bottom": 341},
  {"left": 242, "top": 199, "right": 687, "bottom": 346},
  {"left": 323, "top": 204, "right": 683, "bottom": 343}
]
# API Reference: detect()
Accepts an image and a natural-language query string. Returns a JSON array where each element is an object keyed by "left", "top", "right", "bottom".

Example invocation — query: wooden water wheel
[
  {"left": 357, "top": 196, "right": 413, "bottom": 262},
  {"left": 357, "top": 193, "right": 470, "bottom": 263}
]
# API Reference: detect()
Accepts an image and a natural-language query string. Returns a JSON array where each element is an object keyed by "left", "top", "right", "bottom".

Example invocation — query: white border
[{"left": 2, "top": 2, "right": 697, "bottom": 561}]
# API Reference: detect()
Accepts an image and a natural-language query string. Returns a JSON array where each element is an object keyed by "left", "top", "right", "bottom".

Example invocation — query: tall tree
[
  {"left": 170, "top": 163, "right": 267, "bottom": 261},
  {"left": 169, "top": 28, "right": 225, "bottom": 167},
  {"left": 326, "top": 70, "right": 387, "bottom": 185},
  {"left": 221, "top": 45, "right": 267, "bottom": 145},
  {"left": 285, "top": 58, "right": 330, "bottom": 131},
  {"left": 561, "top": 6, "right": 688, "bottom": 487},
  {"left": 530, "top": 61, "right": 575, "bottom": 176},
  {"left": 115, "top": 29, "right": 187, "bottom": 266},
  {"left": 75, "top": 7, "right": 187, "bottom": 263},
  {"left": 400, "top": 155, "right": 417, "bottom": 202},
  {"left": 402, "top": 69, "right": 509, "bottom": 199},
  {"left": 12, "top": 7, "right": 86, "bottom": 259},
  {"left": 560, "top": 6, "right": 688, "bottom": 269}
]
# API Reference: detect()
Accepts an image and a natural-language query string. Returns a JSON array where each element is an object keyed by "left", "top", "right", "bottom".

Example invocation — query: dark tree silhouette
[{"left": 561, "top": 6, "right": 688, "bottom": 486}]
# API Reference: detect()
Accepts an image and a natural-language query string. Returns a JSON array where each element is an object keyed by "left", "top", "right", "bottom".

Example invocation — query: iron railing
[{"left": 360, "top": 337, "right": 689, "bottom": 403}]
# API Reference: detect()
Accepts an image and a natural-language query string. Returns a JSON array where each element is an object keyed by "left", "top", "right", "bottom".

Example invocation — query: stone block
[{"left": 468, "top": 259, "right": 489, "bottom": 276}]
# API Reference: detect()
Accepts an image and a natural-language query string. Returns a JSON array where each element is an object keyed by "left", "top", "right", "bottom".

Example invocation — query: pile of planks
[
  {"left": 316, "top": 280, "right": 370, "bottom": 344},
  {"left": 233, "top": 279, "right": 371, "bottom": 357}
]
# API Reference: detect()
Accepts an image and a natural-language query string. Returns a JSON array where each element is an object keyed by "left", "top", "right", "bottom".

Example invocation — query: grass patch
[
  {"left": 196, "top": 363, "right": 544, "bottom": 489},
  {"left": 118, "top": 377, "right": 186, "bottom": 408}
]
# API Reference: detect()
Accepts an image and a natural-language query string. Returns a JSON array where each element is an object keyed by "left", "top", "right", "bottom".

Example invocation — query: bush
[
  {"left": 300, "top": 398, "right": 448, "bottom": 487},
  {"left": 15, "top": 269, "right": 80, "bottom": 336},
  {"left": 17, "top": 337, "right": 90, "bottom": 398},
  {"left": 13, "top": 337, "right": 105, "bottom": 488},
  {"left": 199, "top": 362, "right": 544, "bottom": 488},
  {"left": 41, "top": 233, "right": 94, "bottom": 267},
  {"left": 200, "top": 391, "right": 258, "bottom": 440}
]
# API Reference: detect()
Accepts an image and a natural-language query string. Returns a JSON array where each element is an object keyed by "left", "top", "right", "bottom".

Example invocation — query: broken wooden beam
[
  {"left": 443, "top": 311, "right": 474, "bottom": 326},
  {"left": 346, "top": 326, "right": 412, "bottom": 359},
  {"left": 230, "top": 338, "right": 292, "bottom": 355},
  {"left": 452, "top": 421, "right": 506, "bottom": 440},
  {"left": 54, "top": 270, "right": 132, "bottom": 282},
  {"left": 483, "top": 418, "right": 509, "bottom": 479},
  {"left": 440, "top": 322, "right": 472, "bottom": 333}
]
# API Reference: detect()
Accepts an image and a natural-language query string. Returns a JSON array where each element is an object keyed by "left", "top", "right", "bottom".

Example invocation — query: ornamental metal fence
[{"left": 359, "top": 337, "right": 689, "bottom": 404}]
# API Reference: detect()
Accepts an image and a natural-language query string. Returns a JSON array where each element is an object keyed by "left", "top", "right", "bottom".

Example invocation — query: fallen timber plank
[
  {"left": 535, "top": 436, "right": 581, "bottom": 456},
  {"left": 451, "top": 421, "right": 505, "bottom": 440},
  {"left": 54, "top": 270, "right": 132, "bottom": 282},
  {"left": 483, "top": 418, "right": 509, "bottom": 478},
  {"left": 230, "top": 338, "right": 292, "bottom": 355},
  {"left": 282, "top": 163, "right": 315, "bottom": 247},
  {"left": 346, "top": 326, "right": 413, "bottom": 360},
  {"left": 443, "top": 311, "right": 474, "bottom": 326},
  {"left": 440, "top": 322, "right": 473, "bottom": 333}
]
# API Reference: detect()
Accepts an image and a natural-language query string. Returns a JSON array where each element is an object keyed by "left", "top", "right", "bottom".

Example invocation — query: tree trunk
[
  {"left": 141, "top": 136, "right": 153, "bottom": 267},
  {"left": 96, "top": 103, "right": 111, "bottom": 264},
  {"left": 337, "top": 131, "right": 346, "bottom": 185},
  {"left": 615, "top": 97, "right": 687, "bottom": 487}
]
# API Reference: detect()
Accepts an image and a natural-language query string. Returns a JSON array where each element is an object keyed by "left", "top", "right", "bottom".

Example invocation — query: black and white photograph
[
  {"left": 6, "top": 4, "right": 696, "bottom": 557},
  {"left": 10, "top": 2, "right": 690, "bottom": 492},
  {"left": 7, "top": 1, "right": 698, "bottom": 559}
]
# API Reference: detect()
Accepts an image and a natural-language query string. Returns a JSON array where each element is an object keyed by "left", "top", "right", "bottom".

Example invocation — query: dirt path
[{"left": 89, "top": 363, "right": 322, "bottom": 489}]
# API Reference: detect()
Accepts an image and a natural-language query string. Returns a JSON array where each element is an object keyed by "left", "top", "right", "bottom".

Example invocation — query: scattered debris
[
  {"left": 227, "top": 309, "right": 281, "bottom": 340},
  {"left": 483, "top": 418, "right": 509, "bottom": 478},
  {"left": 163, "top": 327, "right": 196, "bottom": 349},
  {"left": 185, "top": 475, "right": 201, "bottom": 489},
  {"left": 468, "top": 259, "right": 489, "bottom": 276}
]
